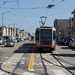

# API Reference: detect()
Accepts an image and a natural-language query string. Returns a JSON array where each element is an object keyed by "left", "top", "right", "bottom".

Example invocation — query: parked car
[
  {"left": 13, "top": 39, "right": 17, "bottom": 43},
  {"left": 0, "top": 37, "right": 5, "bottom": 45},
  {"left": 20, "top": 38, "right": 23, "bottom": 41},
  {"left": 71, "top": 40, "right": 75, "bottom": 48},
  {"left": 68, "top": 39, "right": 74, "bottom": 48},
  {"left": 58, "top": 38, "right": 64, "bottom": 43},
  {"left": 63, "top": 37, "right": 73, "bottom": 45},
  {"left": 16, "top": 38, "right": 21, "bottom": 42},
  {"left": 5, "top": 39, "right": 14, "bottom": 47},
  {"left": 69, "top": 40, "right": 75, "bottom": 48}
]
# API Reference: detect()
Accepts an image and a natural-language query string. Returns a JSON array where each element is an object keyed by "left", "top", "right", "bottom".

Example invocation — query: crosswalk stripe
[
  {"left": 0, "top": 70, "right": 4, "bottom": 75},
  {"left": 23, "top": 72, "right": 34, "bottom": 75},
  {"left": 53, "top": 70, "right": 66, "bottom": 75},
  {"left": 23, "top": 69, "right": 34, "bottom": 75}
]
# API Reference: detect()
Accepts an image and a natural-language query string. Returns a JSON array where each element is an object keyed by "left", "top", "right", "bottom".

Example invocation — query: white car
[
  {"left": 71, "top": 40, "right": 75, "bottom": 48},
  {"left": 0, "top": 37, "right": 5, "bottom": 45},
  {"left": 69, "top": 40, "right": 75, "bottom": 48},
  {"left": 5, "top": 39, "right": 14, "bottom": 47},
  {"left": 14, "top": 39, "right": 17, "bottom": 43}
]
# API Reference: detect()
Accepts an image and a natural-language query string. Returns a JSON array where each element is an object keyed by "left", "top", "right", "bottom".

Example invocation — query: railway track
[
  {"left": 52, "top": 51, "right": 75, "bottom": 75},
  {"left": 39, "top": 50, "right": 75, "bottom": 75},
  {"left": 0, "top": 41, "right": 32, "bottom": 75},
  {"left": 0, "top": 41, "right": 75, "bottom": 75}
]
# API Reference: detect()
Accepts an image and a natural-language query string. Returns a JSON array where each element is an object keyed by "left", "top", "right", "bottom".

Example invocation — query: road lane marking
[
  {"left": 3, "top": 67, "right": 12, "bottom": 69},
  {"left": 5, "top": 57, "right": 8, "bottom": 58},
  {"left": 53, "top": 70, "right": 66, "bottom": 75},
  {"left": 0, "top": 70, "right": 4, "bottom": 75},
  {"left": 28, "top": 54, "right": 32, "bottom": 69},
  {"left": 23, "top": 70, "right": 34, "bottom": 75},
  {"left": 33, "top": 62, "right": 42, "bottom": 66},
  {"left": 28, "top": 53, "right": 34, "bottom": 69},
  {"left": 31, "top": 53, "right": 34, "bottom": 69}
]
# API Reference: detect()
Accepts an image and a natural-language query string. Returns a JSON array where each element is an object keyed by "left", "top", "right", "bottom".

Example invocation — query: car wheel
[{"left": 68, "top": 44, "right": 71, "bottom": 48}]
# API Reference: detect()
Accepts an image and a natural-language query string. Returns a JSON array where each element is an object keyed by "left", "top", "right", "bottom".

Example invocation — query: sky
[{"left": 0, "top": 0, "right": 75, "bottom": 35}]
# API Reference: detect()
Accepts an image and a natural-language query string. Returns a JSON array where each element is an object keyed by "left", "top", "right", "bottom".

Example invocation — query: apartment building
[
  {"left": 0, "top": 26, "right": 7, "bottom": 37},
  {"left": 0, "top": 27, "right": 2, "bottom": 37},
  {"left": 0, "top": 26, "right": 29, "bottom": 39},
  {"left": 20, "top": 30, "right": 25, "bottom": 39},
  {"left": 72, "top": 10, "right": 75, "bottom": 38},
  {"left": 54, "top": 19, "right": 73, "bottom": 37},
  {"left": 16, "top": 28, "right": 20, "bottom": 38}
]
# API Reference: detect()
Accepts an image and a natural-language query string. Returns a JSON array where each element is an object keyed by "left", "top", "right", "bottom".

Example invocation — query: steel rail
[
  {"left": 10, "top": 42, "right": 32, "bottom": 75},
  {"left": 54, "top": 51, "right": 75, "bottom": 66},
  {"left": 40, "top": 53, "right": 49, "bottom": 75},
  {"left": 0, "top": 42, "right": 27, "bottom": 75},
  {"left": 51, "top": 52, "right": 75, "bottom": 75}
]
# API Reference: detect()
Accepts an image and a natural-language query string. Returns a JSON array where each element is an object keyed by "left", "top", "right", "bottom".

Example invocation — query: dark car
[
  {"left": 68, "top": 39, "right": 75, "bottom": 48},
  {"left": 5, "top": 39, "right": 14, "bottom": 47},
  {"left": 58, "top": 38, "right": 64, "bottom": 43},
  {"left": 16, "top": 38, "right": 21, "bottom": 42},
  {"left": 68, "top": 39, "right": 74, "bottom": 48},
  {"left": 64, "top": 37, "right": 73, "bottom": 45}
]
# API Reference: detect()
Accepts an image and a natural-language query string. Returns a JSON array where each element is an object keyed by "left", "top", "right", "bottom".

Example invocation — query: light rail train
[{"left": 35, "top": 26, "right": 56, "bottom": 52}]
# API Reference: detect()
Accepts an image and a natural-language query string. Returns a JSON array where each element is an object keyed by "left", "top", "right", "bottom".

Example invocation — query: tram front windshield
[{"left": 40, "top": 29, "right": 52, "bottom": 42}]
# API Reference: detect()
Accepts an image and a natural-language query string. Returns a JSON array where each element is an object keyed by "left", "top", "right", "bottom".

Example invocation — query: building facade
[
  {"left": 54, "top": 19, "right": 73, "bottom": 38},
  {"left": 0, "top": 26, "right": 7, "bottom": 37}
]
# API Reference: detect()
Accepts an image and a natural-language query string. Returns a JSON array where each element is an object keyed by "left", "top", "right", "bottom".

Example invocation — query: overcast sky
[{"left": 0, "top": 0, "right": 75, "bottom": 35}]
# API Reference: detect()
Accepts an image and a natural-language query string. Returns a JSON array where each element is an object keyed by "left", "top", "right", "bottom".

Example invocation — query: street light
[{"left": 2, "top": 11, "right": 10, "bottom": 26}]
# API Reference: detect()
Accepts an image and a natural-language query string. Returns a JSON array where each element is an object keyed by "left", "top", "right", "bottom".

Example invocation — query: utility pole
[
  {"left": 69, "top": 17, "right": 71, "bottom": 29},
  {"left": 2, "top": 11, "right": 10, "bottom": 26}
]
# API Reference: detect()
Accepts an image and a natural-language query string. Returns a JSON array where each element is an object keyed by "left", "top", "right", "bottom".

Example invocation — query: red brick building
[{"left": 72, "top": 10, "right": 75, "bottom": 32}]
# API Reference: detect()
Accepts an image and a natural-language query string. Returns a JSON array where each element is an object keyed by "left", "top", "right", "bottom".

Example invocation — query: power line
[
  {"left": 0, "top": 0, "right": 19, "bottom": 8},
  {"left": 55, "top": 0, "right": 67, "bottom": 5},
  {"left": 0, "top": 0, "right": 8, "bottom": 7},
  {"left": 0, "top": 7, "right": 47, "bottom": 9},
  {"left": 17, "top": 0, "right": 30, "bottom": 28},
  {"left": 44, "top": 0, "right": 55, "bottom": 16}
]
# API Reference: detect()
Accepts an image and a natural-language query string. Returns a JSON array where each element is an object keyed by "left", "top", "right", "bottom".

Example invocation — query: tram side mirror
[{"left": 35, "top": 31, "right": 39, "bottom": 40}]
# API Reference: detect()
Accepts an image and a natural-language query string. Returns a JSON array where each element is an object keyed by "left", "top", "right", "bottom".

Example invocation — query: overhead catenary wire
[
  {"left": 44, "top": 0, "right": 67, "bottom": 18},
  {"left": 44, "top": 0, "right": 55, "bottom": 15},
  {"left": 0, "top": 0, "right": 67, "bottom": 9},
  {"left": 55, "top": 0, "right": 67, "bottom": 5},
  {"left": 17, "top": 0, "right": 30, "bottom": 29},
  {"left": 0, "top": 0, "right": 19, "bottom": 8},
  {"left": 0, "top": 0, "right": 8, "bottom": 7}
]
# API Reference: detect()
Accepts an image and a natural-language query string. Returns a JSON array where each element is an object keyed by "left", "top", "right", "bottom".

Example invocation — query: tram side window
[{"left": 53, "top": 31, "right": 56, "bottom": 40}]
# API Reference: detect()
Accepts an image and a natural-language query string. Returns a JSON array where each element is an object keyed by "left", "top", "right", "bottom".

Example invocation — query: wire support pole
[{"left": 2, "top": 11, "right": 10, "bottom": 26}]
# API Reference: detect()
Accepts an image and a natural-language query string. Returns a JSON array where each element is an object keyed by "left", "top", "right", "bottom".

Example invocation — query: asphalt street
[{"left": 0, "top": 40, "right": 75, "bottom": 75}]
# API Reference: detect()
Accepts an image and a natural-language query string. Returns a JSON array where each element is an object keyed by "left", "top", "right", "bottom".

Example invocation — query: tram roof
[
  {"left": 40, "top": 26, "right": 52, "bottom": 28},
  {"left": 36, "top": 26, "right": 56, "bottom": 31}
]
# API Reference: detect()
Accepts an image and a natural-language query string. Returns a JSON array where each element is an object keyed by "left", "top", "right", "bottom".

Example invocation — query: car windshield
[{"left": 6, "top": 39, "right": 14, "bottom": 42}]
